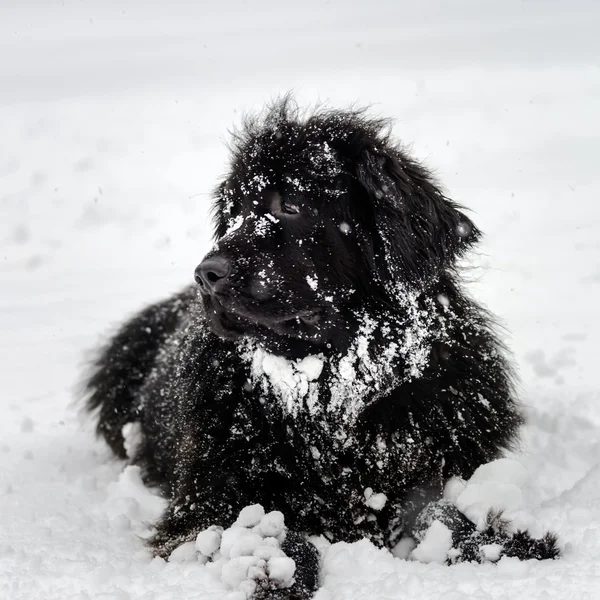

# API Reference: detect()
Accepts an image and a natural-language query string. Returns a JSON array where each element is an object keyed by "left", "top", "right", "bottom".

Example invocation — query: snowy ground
[{"left": 1, "top": 0, "right": 600, "bottom": 598}]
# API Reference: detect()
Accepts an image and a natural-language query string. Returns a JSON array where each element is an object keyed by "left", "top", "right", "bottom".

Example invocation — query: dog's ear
[{"left": 356, "top": 147, "right": 479, "bottom": 284}]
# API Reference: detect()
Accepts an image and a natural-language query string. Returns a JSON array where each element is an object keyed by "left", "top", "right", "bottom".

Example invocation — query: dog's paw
[
  {"left": 502, "top": 530, "right": 560, "bottom": 561},
  {"left": 409, "top": 458, "right": 561, "bottom": 564},
  {"left": 167, "top": 504, "right": 318, "bottom": 598},
  {"left": 412, "top": 502, "right": 560, "bottom": 564},
  {"left": 193, "top": 504, "right": 296, "bottom": 599}
]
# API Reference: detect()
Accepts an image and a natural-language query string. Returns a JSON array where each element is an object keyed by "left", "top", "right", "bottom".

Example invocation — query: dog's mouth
[
  {"left": 204, "top": 294, "right": 324, "bottom": 341},
  {"left": 214, "top": 308, "right": 247, "bottom": 337}
]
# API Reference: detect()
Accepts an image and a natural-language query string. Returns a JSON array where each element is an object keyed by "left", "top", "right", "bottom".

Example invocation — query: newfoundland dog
[{"left": 86, "top": 99, "right": 558, "bottom": 598}]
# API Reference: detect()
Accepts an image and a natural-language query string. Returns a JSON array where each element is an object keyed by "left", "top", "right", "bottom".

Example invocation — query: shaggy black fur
[{"left": 86, "top": 99, "right": 558, "bottom": 598}]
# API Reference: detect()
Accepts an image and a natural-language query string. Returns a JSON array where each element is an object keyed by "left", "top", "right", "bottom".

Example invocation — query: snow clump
[
  {"left": 363, "top": 487, "right": 387, "bottom": 511},
  {"left": 450, "top": 458, "right": 529, "bottom": 532},
  {"left": 121, "top": 422, "right": 143, "bottom": 459},
  {"left": 168, "top": 504, "right": 295, "bottom": 599},
  {"left": 411, "top": 520, "right": 454, "bottom": 564}
]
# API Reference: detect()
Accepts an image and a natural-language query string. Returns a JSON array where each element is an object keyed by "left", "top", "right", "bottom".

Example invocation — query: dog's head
[{"left": 196, "top": 99, "right": 479, "bottom": 356}]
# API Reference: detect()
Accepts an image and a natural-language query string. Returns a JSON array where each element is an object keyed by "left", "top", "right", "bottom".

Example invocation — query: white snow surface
[{"left": 1, "top": 1, "right": 600, "bottom": 598}]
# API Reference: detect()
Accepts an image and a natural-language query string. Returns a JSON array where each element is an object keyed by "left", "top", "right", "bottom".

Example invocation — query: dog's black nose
[{"left": 195, "top": 256, "right": 231, "bottom": 293}]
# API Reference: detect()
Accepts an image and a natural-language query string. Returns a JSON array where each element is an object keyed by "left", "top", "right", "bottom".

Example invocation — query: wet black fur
[{"left": 86, "top": 100, "right": 558, "bottom": 598}]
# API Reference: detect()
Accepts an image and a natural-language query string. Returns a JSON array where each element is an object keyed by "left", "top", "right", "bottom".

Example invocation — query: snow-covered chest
[
  {"left": 240, "top": 335, "right": 402, "bottom": 432},
  {"left": 248, "top": 347, "right": 326, "bottom": 420},
  {"left": 238, "top": 305, "right": 446, "bottom": 439}
]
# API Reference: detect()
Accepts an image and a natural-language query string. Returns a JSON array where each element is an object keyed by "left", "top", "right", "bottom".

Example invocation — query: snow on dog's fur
[{"left": 85, "top": 99, "right": 558, "bottom": 599}]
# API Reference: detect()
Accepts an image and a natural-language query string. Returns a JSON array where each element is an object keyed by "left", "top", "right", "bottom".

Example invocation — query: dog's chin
[{"left": 206, "top": 309, "right": 248, "bottom": 340}]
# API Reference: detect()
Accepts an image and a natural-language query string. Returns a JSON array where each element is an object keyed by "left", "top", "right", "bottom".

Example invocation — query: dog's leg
[
  {"left": 149, "top": 493, "right": 236, "bottom": 558},
  {"left": 411, "top": 500, "right": 560, "bottom": 563}
]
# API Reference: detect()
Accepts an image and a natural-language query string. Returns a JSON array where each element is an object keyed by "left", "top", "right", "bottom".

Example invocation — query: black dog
[{"left": 86, "top": 100, "right": 558, "bottom": 598}]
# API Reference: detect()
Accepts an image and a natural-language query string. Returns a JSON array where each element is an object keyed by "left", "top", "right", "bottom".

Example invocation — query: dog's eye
[
  {"left": 281, "top": 201, "right": 301, "bottom": 215},
  {"left": 269, "top": 191, "right": 303, "bottom": 217}
]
